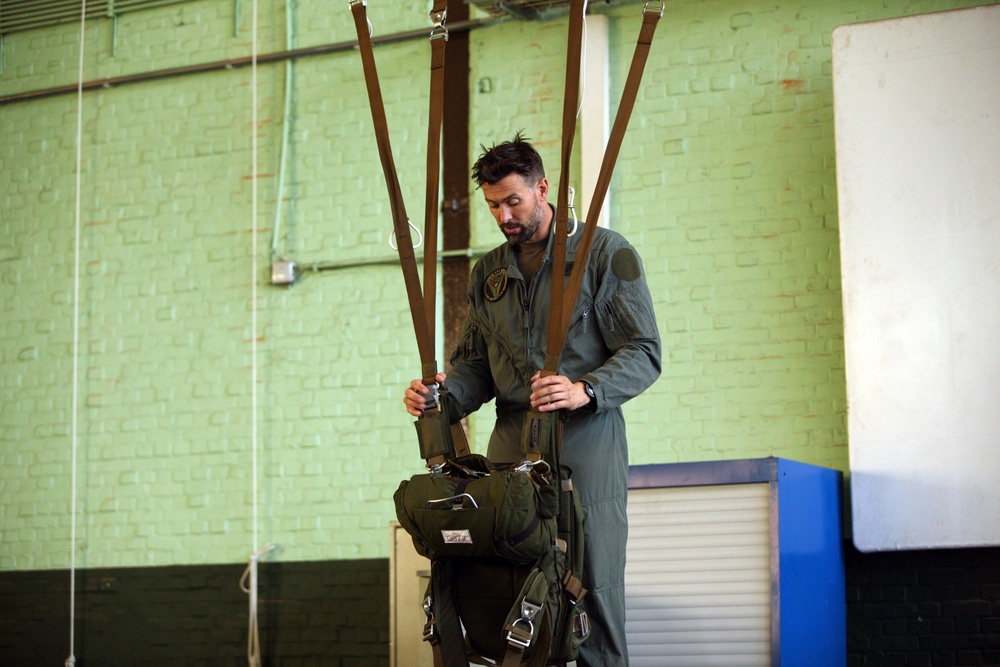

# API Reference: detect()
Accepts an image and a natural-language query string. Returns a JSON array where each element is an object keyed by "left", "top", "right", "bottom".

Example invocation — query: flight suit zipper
[{"left": 523, "top": 256, "right": 548, "bottom": 371}]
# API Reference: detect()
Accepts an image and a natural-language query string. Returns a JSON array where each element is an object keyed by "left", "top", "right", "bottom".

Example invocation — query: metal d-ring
[{"left": 643, "top": 0, "right": 666, "bottom": 18}]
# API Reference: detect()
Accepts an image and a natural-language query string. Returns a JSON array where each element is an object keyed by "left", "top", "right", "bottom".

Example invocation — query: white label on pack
[{"left": 441, "top": 529, "right": 473, "bottom": 545}]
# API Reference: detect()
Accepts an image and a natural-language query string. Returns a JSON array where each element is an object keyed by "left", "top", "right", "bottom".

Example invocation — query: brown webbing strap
[
  {"left": 350, "top": 1, "right": 437, "bottom": 382},
  {"left": 545, "top": 2, "right": 664, "bottom": 360},
  {"left": 423, "top": 1, "right": 448, "bottom": 357},
  {"left": 561, "top": 3, "right": 663, "bottom": 331},
  {"left": 352, "top": 2, "right": 469, "bottom": 464},
  {"left": 543, "top": 0, "right": 587, "bottom": 376}
]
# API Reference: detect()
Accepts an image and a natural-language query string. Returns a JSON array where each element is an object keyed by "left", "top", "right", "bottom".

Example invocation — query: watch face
[{"left": 585, "top": 384, "right": 595, "bottom": 399}]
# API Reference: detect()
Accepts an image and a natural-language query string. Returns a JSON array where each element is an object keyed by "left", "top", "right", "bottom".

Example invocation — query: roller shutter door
[{"left": 624, "top": 482, "right": 772, "bottom": 666}]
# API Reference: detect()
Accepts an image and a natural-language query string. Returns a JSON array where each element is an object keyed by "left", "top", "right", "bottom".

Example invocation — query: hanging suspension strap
[
  {"left": 541, "top": 0, "right": 587, "bottom": 385},
  {"left": 560, "top": 1, "right": 664, "bottom": 332},
  {"left": 546, "top": 0, "right": 665, "bottom": 375},
  {"left": 350, "top": 0, "right": 469, "bottom": 466},
  {"left": 423, "top": 1, "right": 448, "bottom": 350}
]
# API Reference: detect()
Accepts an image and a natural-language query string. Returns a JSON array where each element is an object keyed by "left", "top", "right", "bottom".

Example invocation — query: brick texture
[
  {"left": 847, "top": 545, "right": 1000, "bottom": 667},
  {"left": 0, "top": 0, "right": 995, "bottom": 579}
]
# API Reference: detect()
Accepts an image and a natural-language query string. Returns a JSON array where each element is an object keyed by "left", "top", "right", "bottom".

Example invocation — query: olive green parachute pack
[{"left": 349, "top": 1, "right": 661, "bottom": 664}]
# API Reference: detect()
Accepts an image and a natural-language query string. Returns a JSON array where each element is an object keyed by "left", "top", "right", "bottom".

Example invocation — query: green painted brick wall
[{"left": 1, "top": 0, "right": 993, "bottom": 571}]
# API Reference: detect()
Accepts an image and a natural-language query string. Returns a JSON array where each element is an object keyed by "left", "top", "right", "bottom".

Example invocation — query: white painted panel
[
  {"left": 625, "top": 484, "right": 771, "bottom": 666},
  {"left": 832, "top": 5, "right": 1000, "bottom": 551},
  {"left": 390, "top": 523, "right": 434, "bottom": 667},
  {"left": 581, "top": 13, "right": 610, "bottom": 229}
]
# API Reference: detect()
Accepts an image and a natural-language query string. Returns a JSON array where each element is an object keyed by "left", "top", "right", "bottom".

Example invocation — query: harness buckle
[
  {"left": 520, "top": 600, "right": 542, "bottom": 621},
  {"left": 505, "top": 618, "right": 534, "bottom": 649},
  {"left": 422, "top": 382, "right": 440, "bottom": 413},
  {"left": 643, "top": 0, "right": 666, "bottom": 18},
  {"left": 574, "top": 611, "right": 592, "bottom": 638},
  {"left": 430, "top": 7, "right": 448, "bottom": 41},
  {"left": 422, "top": 594, "right": 438, "bottom": 644},
  {"left": 515, "top": 459, "right": 548, "bottom": 474},
  {"left": 430, "top": 8, "right": 447, "bottom": 27}
]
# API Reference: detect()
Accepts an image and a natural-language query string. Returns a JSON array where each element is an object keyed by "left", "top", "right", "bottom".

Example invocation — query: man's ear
[{"left": 535, "top": 177, "right": 549, "bottom": 203}]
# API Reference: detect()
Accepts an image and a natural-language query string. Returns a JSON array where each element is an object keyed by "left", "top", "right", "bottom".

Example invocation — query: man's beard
[{"left": 502, "top": 202, "right": 545, "bottom": 246}]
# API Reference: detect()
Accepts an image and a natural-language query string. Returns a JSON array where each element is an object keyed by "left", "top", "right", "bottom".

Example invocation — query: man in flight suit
[{"left": 404, "top": 133, "right": 661, "bottom": 666}]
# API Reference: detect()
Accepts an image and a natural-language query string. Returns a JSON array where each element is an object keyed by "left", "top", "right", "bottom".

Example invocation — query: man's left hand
[{"left": 529, "top": 372, "right": 591, "bottom": 412}]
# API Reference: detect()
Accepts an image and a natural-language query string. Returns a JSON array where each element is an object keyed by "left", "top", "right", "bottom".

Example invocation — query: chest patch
[{"left": 484, "top": 268, "right": 509, "bottom": 302}]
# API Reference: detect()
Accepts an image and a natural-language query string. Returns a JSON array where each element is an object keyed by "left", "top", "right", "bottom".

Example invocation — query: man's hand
[
  {"left": 403, "top": 372, "right": 447, "bottom": 417},
  {"left": 529, "top": 371, "right": 591, "bottom": 412}
]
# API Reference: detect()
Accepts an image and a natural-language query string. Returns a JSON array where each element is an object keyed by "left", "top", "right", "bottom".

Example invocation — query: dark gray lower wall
[
  {"left": 0, "top": 559, "right": 389, "bottom": 667},
  {"left": 846, "top": 545, "right": 1000, "bottom": 667},
  {"left": 2, "top": 546, "right": 999, "bottom": 666}
]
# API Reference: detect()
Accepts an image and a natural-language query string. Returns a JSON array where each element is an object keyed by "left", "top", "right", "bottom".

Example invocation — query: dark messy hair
[{"left": 470, "top": 131, "right": 545, "bottom": 187}]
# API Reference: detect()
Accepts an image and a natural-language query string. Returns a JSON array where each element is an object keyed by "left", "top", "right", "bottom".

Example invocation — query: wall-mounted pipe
[
  {"left": 0, "top": 17, "right": 499, "bottom": 106},
  {"left": 304, "top": 246, "right": 495, "bottom": 275}
]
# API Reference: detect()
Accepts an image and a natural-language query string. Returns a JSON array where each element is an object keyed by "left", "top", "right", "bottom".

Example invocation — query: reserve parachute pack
[{"left": 349, "top": 1, "right": 661, "bottom": 664}]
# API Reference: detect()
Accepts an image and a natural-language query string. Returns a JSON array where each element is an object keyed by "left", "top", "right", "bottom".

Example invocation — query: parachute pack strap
[
  {"left": 349, "top": 1, "right": 438, "bottom": 378},
  {"left": 502, "top": 570, "right": 549, "bottom": 667},
  {"left": 423, "top": 0, "right": 449, "bottom": 349},
  {"left": 561, "top": 3, "right": 663, "bottom": 331},
  {"left": 544, "top": 0, "right": 586, "bottom": 375},
  {"left": 562, "top": 570, "right": 587, "bottom": 604},
  {"left": 450, "top": 420, "right": 471, "bottom": 459},
  {"left": 429, "top": 560, "right": 467, "bottom": 667}
]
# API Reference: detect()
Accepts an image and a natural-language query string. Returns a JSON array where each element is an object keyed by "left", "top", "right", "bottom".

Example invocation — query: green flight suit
[{"left": 445, "top": 214, "right": 662, "bottom": 666}]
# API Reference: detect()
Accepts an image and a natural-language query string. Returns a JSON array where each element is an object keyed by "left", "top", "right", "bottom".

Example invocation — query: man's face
[{"left": 480, "top": 173, "right": 549, "bottom": 246}]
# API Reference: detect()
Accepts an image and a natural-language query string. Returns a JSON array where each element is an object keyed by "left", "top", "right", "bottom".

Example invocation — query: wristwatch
[{"left": 582, "top": 381, "right": 597, "bottom": 411}]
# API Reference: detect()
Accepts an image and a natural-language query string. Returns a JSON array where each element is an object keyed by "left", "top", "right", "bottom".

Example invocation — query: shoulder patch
[
  {"left": 611, "top": 247, "right": 642, "bottom": 281},
  {"left": 483, "top": 267, "right": 509, "bottom": 302}
]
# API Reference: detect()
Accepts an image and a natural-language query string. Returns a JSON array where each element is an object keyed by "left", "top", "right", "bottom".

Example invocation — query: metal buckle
[
  {"left": 348, "top": 0, "right": 366, "bottom": 8},
  {"left": 422, "top": 382, "right": 440, "bottom": 412},
  {"left": 422, "top": 595, "right": 437, "bottom": 641},
  {"left": 574, "top": 611, "right": 592, "bottom": 638},
  {"left": 505, "top": 618, "right": 534, "bottom": 649},
  {"left": 520, "top": 600, "right": 542, "bottom": 621},
  {"left": 429, "top": 7, "right": 448, "bottom": 41},
  {"left": 643, "top": 0, "right": 665, "bottom": 18},
  {"left": 514, "top": 459, "right": 550, "bottom": 474}
]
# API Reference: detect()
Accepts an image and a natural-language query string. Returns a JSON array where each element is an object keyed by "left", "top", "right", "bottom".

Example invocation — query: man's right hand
[{"left": 403, "top": 372, "right": 448, "bottom": 417}]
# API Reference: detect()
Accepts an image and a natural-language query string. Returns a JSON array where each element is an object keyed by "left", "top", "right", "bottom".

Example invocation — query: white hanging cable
[
  {"left": 66, "top": 2, "right": 88, "bottom": 667},
  {"left": 250, "top": 0, "right": 259, "bottom": 559},
  {"left": 240, "top": 543, "right": 276, "bottom": 667},
  {"left": 568, "top": 0, "right": 588, "bottom": 238},
  {"left": 576, "top": 0, "right": 589, "bottom": 119},
  {"left": 244, "top": 2, "right": 273, "bottom": 666}
]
